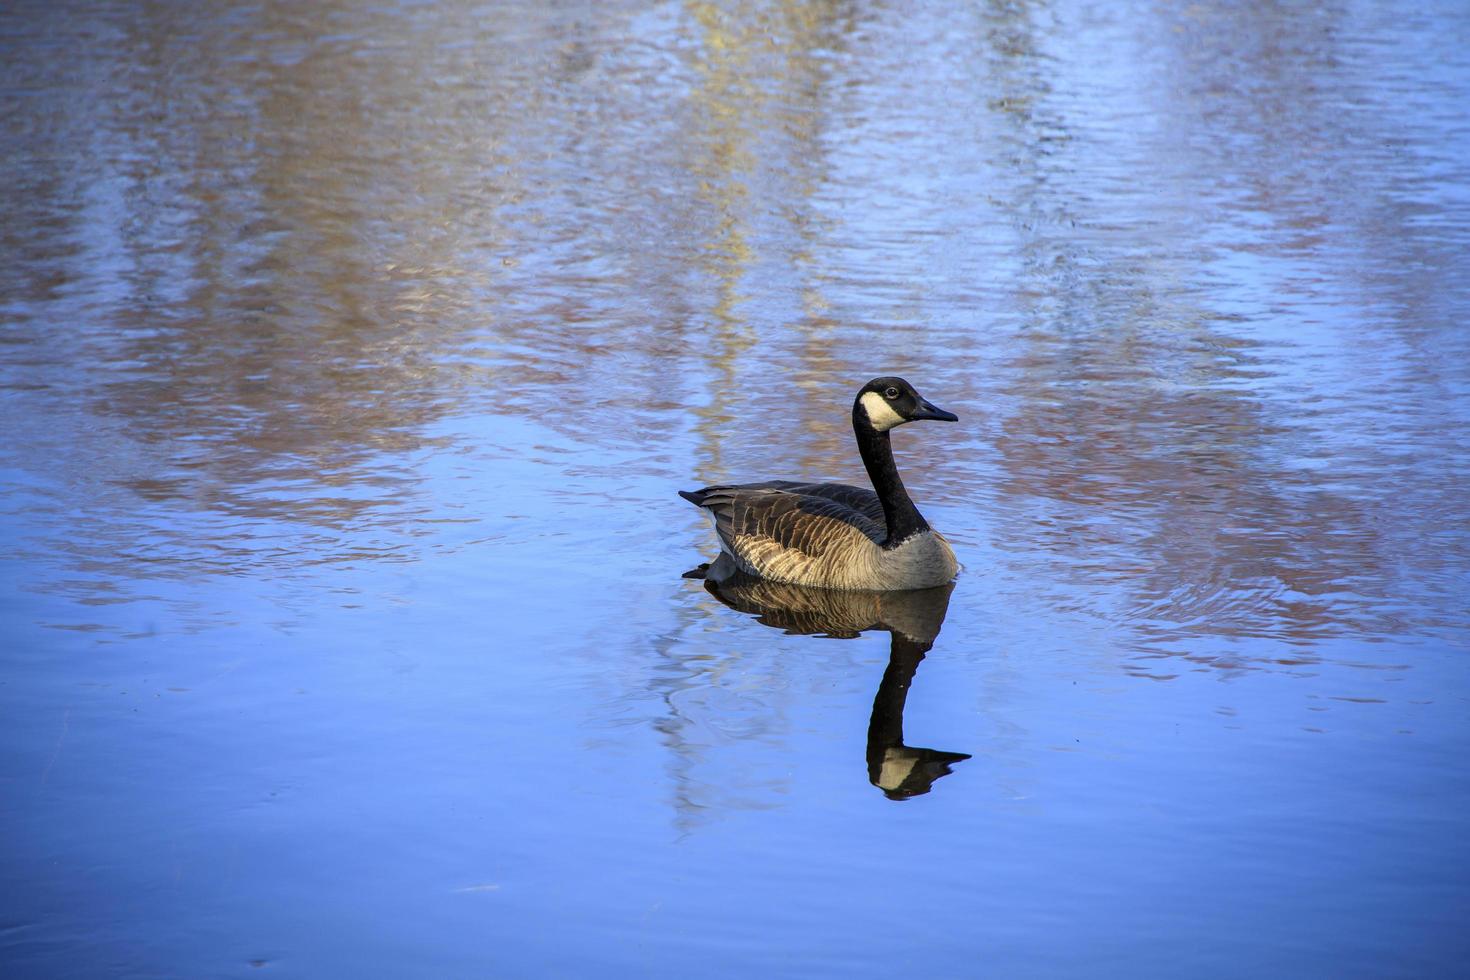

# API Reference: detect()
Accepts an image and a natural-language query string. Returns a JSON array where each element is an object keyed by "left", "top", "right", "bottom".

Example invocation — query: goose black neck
[{"left": 853, "top": 410, "right": 929, "bottom": 548}]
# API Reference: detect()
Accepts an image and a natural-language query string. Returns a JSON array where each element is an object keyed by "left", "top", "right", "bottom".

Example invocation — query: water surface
[{"left": 3, "top": 0, "right": 1469, "bottom": 976}]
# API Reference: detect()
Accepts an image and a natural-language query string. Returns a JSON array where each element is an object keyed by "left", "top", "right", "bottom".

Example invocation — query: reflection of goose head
[{"left": 692, "top": 556, "right": 970, "bottom": 799}]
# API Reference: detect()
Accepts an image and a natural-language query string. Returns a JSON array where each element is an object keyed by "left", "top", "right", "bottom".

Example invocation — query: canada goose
[
  {"left": 679, "top": 377, "right": 960, "bottom": 591},
  {"left": 693, "top": 562, "right": 970, "bottom": 799}
]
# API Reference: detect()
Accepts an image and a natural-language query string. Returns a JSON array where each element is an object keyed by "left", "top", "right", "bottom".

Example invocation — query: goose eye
[{"left": 884, "top": 387, "right": 900, "bottom": 399}]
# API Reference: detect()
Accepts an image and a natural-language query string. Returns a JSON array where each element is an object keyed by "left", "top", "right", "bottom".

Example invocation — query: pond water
[{"left": 3, "top": 0, "right": 1470, "bottom": 975}]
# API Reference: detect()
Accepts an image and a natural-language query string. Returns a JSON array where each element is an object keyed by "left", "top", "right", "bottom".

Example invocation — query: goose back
[{"left": 680, "top": 482, "right": 957, "bottom": 591}]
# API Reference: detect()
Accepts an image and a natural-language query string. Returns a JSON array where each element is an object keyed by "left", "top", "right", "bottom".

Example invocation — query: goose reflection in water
[{"left": 688, "top": 556, "right": 970, "bottom": 800}]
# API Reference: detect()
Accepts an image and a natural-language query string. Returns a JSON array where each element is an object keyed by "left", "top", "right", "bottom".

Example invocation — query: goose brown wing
[
  {"left": 757, "top": 481, "right": 886, "bottom": 526},
  {"left": 687, "top": 485, "right": 885, "bottom": 563}
]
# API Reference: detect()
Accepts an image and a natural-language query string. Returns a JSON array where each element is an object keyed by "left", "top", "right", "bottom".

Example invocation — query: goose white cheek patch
[{"left": 859, "top": 391, "right": 907, "bottom": 432}]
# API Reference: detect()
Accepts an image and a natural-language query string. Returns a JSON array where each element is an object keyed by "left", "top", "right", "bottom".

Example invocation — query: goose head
[{"left": 855, "top": 377, "right": 959, "bottom": 433}]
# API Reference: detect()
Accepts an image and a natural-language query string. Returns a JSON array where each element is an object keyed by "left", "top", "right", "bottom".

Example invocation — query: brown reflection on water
[
  {"left": 684, "top": 0, "right": 765, "bottom": 484},
  {"left": 2, "top": 0, "right": 1466, "bottom": 655},
  {"left": 994, "top": 329, "right": 1391, "bottom": 653},
  {"left": 979, "top": 0, "right": 1470, "bottom": 662},
  {"left": 3, "top": 1, "right": 539, "bottom": 585},
  {"left": 681, "top": 0, "right": 866, "bottom": 486}
]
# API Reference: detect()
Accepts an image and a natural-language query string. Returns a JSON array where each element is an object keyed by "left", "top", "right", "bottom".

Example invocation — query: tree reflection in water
[{"left": 690, "top": 556, "right": 969, "bottom": 800}]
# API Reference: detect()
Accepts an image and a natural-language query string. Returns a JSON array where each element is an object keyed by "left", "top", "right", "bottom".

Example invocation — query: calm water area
[{"left": 3, "top": 0, "right": 1470, "bottom": 976}]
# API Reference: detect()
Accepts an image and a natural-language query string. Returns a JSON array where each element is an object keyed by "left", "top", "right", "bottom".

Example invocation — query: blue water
[{"left": 3, "top": 0, "right": 1469, "bottom": 975}]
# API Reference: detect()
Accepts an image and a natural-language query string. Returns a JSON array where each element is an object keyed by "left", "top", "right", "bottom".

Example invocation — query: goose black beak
[{"left": 911, "top": 400, "right": 959, "bottom": 423}]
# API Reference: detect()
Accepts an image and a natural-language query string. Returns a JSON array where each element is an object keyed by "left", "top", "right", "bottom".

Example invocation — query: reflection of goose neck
[
  {"left": 866, "top": 634, "right": 930, "bottom": 753},
  {"left": 866, "top": 631, "right": 971, "bottom": 800}
]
